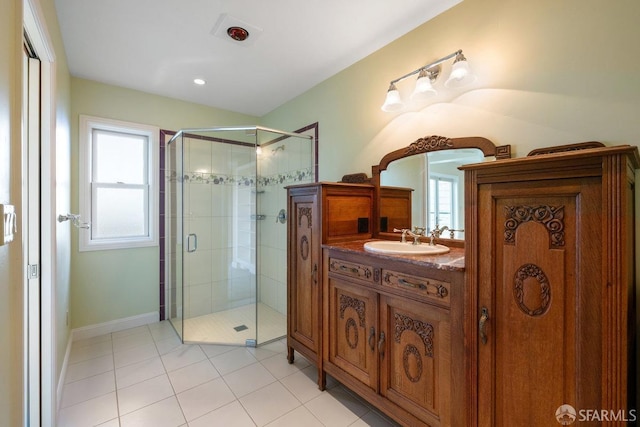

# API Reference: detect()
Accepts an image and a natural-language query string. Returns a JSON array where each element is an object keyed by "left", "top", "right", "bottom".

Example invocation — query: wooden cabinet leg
[
  {"left": 317, "top": 366, "right": 326, "bottom": 391},
  {"left": 287, "top": 347, "right": 294, "bottom": 364}
]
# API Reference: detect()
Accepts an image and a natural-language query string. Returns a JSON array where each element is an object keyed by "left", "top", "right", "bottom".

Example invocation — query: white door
[{"left": 22, "top": 41, "right": 42, "bottom": 426}]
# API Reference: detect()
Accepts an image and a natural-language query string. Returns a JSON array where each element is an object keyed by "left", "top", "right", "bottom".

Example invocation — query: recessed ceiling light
[{"left": 193, "top": 78, "right": 206, "bottom": 85}]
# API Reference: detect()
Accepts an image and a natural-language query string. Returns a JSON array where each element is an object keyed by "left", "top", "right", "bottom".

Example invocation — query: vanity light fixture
[
  {"left": 193, "top": 78, "right": 206, "bottom": 85},
  {"left": 381, "top": 49, "right": 476, "bottom": 112}
]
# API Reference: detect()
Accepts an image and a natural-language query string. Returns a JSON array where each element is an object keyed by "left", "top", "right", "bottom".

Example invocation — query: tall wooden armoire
[{"left": 463, "top": 145, "right": 638, "bottom": 426}]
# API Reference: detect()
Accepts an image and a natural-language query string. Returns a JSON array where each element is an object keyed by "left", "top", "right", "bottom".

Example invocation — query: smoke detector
[{"left": 211, "top": 14, "right": 262, "bottom": 46}]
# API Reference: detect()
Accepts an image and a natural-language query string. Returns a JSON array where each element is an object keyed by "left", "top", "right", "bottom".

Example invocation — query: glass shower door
[{"left": 170, "top": 128, "right": 258, "bottom": 345}]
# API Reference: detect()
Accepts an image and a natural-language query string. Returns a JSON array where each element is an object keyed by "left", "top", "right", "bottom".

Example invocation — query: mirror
[
  {"left": 380, "top": 149, "right": 484, "bottom": 239},
  {"left": 372, "top": 135, "right": 511, "bottom": 244}
]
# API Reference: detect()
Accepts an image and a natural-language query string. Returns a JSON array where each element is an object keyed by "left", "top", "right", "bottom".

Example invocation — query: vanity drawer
[
  {"left": 328, "top": 257, "right": 376, "bottom": 283},
  {"left": 381, "top": 270, "right": 450, "bottom": 306}
]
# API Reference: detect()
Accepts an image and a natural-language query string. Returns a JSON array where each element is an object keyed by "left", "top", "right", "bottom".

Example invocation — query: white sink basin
[{"left": 363, "top": 240, "right": 450, "bottom": 255}]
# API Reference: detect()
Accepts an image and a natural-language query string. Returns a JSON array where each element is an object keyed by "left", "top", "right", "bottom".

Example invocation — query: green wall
[
  {"left": 263, "top": 0, "right": 640, "bottom": 180},
  {"left": 69, "top": 78, "right": 258, "bottom": 328}
]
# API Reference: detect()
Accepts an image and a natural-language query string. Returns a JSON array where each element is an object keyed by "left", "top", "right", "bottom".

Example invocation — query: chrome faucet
[
  {"left": 431, "top": 224, "right": 449, "bottom": 238},
  {"left": 393, "top": 228, "right": 410, "bottom": 243},
  {"left": 393, "top": 227, "right": 426, "bottom": 245},
  {"left": 430, "top": 224, "right": 465, "bottom": 240}
]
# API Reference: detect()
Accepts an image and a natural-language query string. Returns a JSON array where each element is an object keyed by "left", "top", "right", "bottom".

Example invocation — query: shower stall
[{"left": 166, "top": 125, "right": 315, "bottom": 346}]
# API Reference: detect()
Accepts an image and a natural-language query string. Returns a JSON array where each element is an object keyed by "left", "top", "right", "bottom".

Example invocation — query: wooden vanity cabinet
[
  {"left": 286, "top": 182, "right": 374, "bottom": 389},
  {"left": 323, "top": 248, "right": 465, "bottom": 426},
  {"left": 463, "top": 146, "right": 639, "bottom": 426}
]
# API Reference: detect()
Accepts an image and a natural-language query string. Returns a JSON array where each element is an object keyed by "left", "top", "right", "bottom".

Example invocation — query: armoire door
[
  {"left": 288, "top": 192, "right": 320, "bottom": 354},
  {"left": 476, "top": 178, "right": 602, "bottom": 426}
]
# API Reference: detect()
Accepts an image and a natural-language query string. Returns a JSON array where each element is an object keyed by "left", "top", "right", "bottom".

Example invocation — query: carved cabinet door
[
  {"left": 379, "top": 294, "right": 451, "bottom": 426},
  {"left": 327, "top": 277, "right": 378, "bottom": 391},
  {"left": 288, "top": 193, "right": 320, "bottom": 354},
  {"left": 476, "top": 178, "right": 601, "bottom": 426}
]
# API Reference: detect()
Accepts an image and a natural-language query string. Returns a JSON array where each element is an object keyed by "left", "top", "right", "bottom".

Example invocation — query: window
[
  {"left": 79, "top": 115, "right": 159, "bottom": 251},
  {"left": 428, "top": 174, "right": 457, "bottom": 231}
]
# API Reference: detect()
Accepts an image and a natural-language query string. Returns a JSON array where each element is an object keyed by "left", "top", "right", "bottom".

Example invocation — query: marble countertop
[{"left": 323, "top": 239, "right": 465, "bottom": 272}]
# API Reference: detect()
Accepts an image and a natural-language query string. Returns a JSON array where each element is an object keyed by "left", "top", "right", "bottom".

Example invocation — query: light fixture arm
[{"left": 388, "top": 49, "right": 462, "bottom": 86}]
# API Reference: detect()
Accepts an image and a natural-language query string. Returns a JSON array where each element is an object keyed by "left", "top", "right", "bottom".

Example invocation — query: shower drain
[{"left": 234, "top": 324, "right": 248, "bottom": 332}]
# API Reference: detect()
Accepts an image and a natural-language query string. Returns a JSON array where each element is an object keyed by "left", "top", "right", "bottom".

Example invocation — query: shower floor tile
[{"left": 182, "top": 303, "right": 286, "bottom": 345}]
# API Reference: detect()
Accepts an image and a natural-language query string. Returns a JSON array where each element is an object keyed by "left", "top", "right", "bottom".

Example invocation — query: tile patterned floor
[{"left": 58, "top": 321, "right": 400, "bottom": 427}]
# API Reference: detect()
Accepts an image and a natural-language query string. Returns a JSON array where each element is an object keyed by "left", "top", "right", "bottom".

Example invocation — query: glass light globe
[
  {"left": 445, "top": 58, "right": 477, "bottom": 88},
  {"left": 381, "top": 84, "right": 404, "bottom": 112},
  {"left": 411, "top": 71, "right": 437, "bottom": 101}
]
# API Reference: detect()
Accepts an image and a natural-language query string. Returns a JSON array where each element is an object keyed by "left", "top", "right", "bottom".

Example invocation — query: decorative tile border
[
  {"left": 259, "top": 167, "right": 314, "bottom": 186},
  {"left": 165, "top": 166, "right": 313, "bottom": 187}
]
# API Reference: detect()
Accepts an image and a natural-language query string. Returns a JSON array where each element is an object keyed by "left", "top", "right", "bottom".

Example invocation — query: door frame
[{"left": 23, "top": 0, "right": 57, "bottom": 425}]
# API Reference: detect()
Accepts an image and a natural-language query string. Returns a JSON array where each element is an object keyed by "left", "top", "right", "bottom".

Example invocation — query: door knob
[
  {"left": 369, "top": 327, "right": 375, "bottom": 351},
  {"left": 479, "top": 307, "right": 489, "bottom": 345},
  {"left": 378, "top": 331, "right": 386, "bottom": 359}
]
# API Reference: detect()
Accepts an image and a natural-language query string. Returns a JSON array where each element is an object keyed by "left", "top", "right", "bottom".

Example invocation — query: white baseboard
[{"left": 71, "top": 311, "right": 159, "bottom": 341}]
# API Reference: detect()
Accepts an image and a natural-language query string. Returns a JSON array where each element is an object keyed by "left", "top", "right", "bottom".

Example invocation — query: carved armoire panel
[{"left": 488, "top": 193, "right": 578, "bottom": 426}]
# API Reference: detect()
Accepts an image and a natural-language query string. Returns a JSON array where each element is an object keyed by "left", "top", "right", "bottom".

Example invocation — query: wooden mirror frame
[{"left": 371, "top": 135, "right": 511, "bottom": 246}]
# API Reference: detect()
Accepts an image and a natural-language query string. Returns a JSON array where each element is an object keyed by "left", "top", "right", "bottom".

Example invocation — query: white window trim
[
  {"left": 428, "top": 172, "right": 459, "bottom": 230},
  {"left": 79, "top": 115, "right": 159, "bottom": 251}
]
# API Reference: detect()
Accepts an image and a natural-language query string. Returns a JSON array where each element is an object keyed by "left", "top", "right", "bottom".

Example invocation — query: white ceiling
[{"left": 54, "top": 0, "right": 461, "bottom": 116}]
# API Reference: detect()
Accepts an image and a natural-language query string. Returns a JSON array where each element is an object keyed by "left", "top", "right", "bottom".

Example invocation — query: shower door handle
[{"left": 187, "top": 233, "right": 198, "bottom": 253}]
